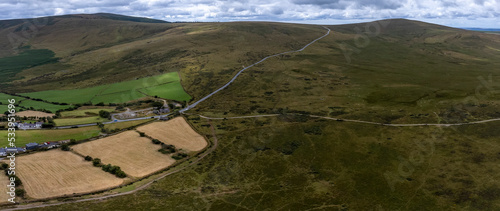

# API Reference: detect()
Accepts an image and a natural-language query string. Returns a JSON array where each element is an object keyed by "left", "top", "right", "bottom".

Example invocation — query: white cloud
[{"left": 0, "top": 0, "right": 498, "bottom": 28}]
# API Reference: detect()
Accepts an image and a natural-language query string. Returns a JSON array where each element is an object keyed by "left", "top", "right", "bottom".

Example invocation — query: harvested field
[
  {"left": 0, "top": 173, "right": 12, "bottom": 203},
  {"left": 15, "top": 150, "right": 124, "bottom": 199},
  {"left": 72, "top": 131, "right": 175, "bottom": 178},
  {"left": 16, "top": 110, "right": 55, "bottom": 118},
  {"left": 137, "top": 117, "right": 207, "bottom": 152}
]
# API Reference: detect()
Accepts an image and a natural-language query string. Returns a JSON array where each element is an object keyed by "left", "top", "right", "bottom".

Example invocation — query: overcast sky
[{"left": 0, "top": 0, "right": 499, "bottom": 28}]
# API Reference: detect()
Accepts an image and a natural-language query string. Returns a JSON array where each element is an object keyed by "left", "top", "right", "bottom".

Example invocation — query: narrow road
[
  {"left": 188, "top": 113, "right": 500, "bottom": 127},
  {"left": 180, "top": 26, "right": 331, "bottom": 113},
  {"left": 3, "top": 26, "right": 331, "bottom": 210}
]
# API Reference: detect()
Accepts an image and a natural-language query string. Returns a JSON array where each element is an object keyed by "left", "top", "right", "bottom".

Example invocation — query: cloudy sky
[{"left": 0, "top": 0, "right": 499, "bottom": 28}]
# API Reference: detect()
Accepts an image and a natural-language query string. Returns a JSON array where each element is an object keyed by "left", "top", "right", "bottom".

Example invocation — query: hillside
[
  {"left": 1, "top": 15, "right": 500, "bottom": 210},
  {"left": 0, "top": 14, "right": 325, "bottom": 93}
]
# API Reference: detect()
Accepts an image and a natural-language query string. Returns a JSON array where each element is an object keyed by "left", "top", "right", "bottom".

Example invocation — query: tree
[
  {"left": 61, "top": 144, "right": 70, "bottom": 151},
  {"left": 138, "top": 132, "right": 146, "bottom": 137},
  {"left": 152, "top": 139, "right": 161, "bottom": 144},
  {"left": 15, "top": 189, "right": 25, "bottom": 198},
  {"left": 99, "top": 110, "right": 111, "bottom": 119},
  {"left": 85, "top": 155, "right": 92, "bottom": 161},
  {"left": 69, "top": 139, "right": 77, "bottom": 145},
  {"left": 92, "top": 158, "right": 101, "bottom": 167},
  {"left": 97, "top": 122, "right": 104, "bottom": 128},
  {"left": 95, "top": 102, "right": 105, "bottom": 106},
  {"left": 151, "top": 101, "right": 163, "bottom": 108},
  {"left": 116, "top": 170, "right": 127, "bottom": 178}
]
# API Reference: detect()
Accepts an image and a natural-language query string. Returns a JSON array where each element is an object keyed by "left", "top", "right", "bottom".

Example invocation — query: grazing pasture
[
  {"left": 0, "top": 126, "right": 100, "bottom": 147},
  {"left": 21, "top": 72, "right": 191, "bottom": 104}
]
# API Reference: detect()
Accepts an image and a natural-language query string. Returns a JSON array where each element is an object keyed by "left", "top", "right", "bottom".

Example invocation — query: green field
[
  {"left": 60, "top": 108, "right": 115, "bottom": 117},
  {"left": 103, "top": 119, "right": 153, "bottom": 131},
  {"left": 54, "top": 116, "right": 108, "bottom": 126},
  {"left": 0, "top": 48, "right": 58, "bottom": 84},
  {"left": 18, "top": 99, "right": 71, "bottom": 113},
  {"left": 21, "top": 72, "right": 191, "bottom": 104},
  {"left": 0, "top": 93, "right": 25, "bottom": 113},
  {"left": 0, "top": 126, "right": 100, "bottom": 147}
]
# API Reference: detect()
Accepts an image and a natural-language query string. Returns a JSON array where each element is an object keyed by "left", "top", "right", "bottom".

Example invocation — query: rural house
[{"left": 17, "top": 122, "right": 43, "bottom": 130}]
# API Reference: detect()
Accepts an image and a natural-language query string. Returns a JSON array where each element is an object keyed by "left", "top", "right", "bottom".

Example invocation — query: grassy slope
[
  {"left": 21, "top": 72, "right": 191, "bottom": 103},
  {"left": 10, "top": 19, "right": 500, "bottom": 210}
]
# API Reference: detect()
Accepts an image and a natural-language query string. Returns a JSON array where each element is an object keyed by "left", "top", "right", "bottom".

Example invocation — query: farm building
[
  {"left": 5, "top": 147, "right": 26, "bottom": 154},
  {"left": 26, "top": 143, "right": 39, "bottom": 150},
  {"left": 17, "top": 122, "right": 43, "bottom": 130}
]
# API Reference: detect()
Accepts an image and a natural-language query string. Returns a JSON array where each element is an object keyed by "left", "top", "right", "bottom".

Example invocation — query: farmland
[
  {"left": 0, "top": 173, "right": 11, "bottom": 203},
  {"left": 0, "top": 126, "right": 100, "bottom": 147},
  {"left": 72, "top": 131, "right": 176, "bottom": 178},
  {"left": 21, "top": 72, "right": 191, "bottom": 104},
  {"left": 15, "top": 111, "right": 55, "bottom": 118},
  {"left": 54, "top": 116, "right": 108, "bottom": 126},
  {"left": 14, "top": 150, "right": 125, "bottom": 199},
  {"left": 103, "top": 119, "right": 153, "bottom": 131},
  {"left": 60, "top": 108, "right": 115, "bottom": 117},
  {"left": 18, "top": 99, "right": 71, "bottom": 113},
  {"left": 137, "top": 117, "right": 207, "bottom": 152}
]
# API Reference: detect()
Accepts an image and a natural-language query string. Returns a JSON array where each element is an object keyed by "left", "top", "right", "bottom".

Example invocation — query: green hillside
[
  {"left": 21, "top": 71, "right": 191, "bottom": 104},
  {"left": 1, "top": 15, "right": 500, "bottom": 210}
]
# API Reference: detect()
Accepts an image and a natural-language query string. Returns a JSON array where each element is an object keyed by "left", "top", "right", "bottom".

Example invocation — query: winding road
[
  {"left": 180, "top": 26, "right": 331, "bottom": 113},
  {"left": 3, "top": 26, "right": 332, "bottom": 210}
]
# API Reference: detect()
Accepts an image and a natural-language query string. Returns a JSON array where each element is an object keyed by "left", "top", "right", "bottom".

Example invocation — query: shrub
[
  {"left": 115, "top": 170, "right": 127, "bottom": 178},
  {"left": 172, "top": 152, "right": 188, "bottom": 160},
  {"left": 99, "top": 110, "right": 111, "bottom": 119},
  {"left": 158, "top": 144, "right": 176, "bottom": 154},
  {"left": 92, "top": 158, "right": 102, "bottom": 167},
  {"left": 61, "top": 144, "right": 70, "bottom": 151},
  {"left": 84, "top": 155, "right": 92, "bottom": 161},
  {"left": 152, "top": 139, "right": 161, "bottom": 144},
  {"left": 0, "top": 163, "right": 8, "bottom": 170},
  {"left": 15, "top": 189, "right": 25, "bottom": 198},
  {"left": 138, "top": 132, "right": 146, "bottom": 137}
]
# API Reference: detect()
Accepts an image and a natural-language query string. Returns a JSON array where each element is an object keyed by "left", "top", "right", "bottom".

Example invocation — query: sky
[{"left": 0, "top": 0, "right": 499, "bottom": 28}]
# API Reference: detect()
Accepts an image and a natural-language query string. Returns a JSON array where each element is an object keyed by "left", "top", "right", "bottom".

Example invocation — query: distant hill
[
  {"left": 0, "top": 13, "right": 171, "bottom": 58},
  {"left": 463, "top": 28, "right": 500, "bottom": 32}
]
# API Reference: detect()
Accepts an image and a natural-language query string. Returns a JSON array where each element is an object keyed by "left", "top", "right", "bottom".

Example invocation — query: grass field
[
  {"left": 21, "top": 72, "right": 191, "bottom": 104},
  {"left": 54, "top": 116, "right": 108, "bottom": 126},
  {"left": 137, "top": 117, "right": 208, "bottom": 152},
  {"left": 0, "top": 126, "right": 100, "bottom": 147},
  {"left": 60, "top": 108, "right": 115, "bottom": 117},
  {"left": 0, "top": 93, "right": 24, "bottom": 113},
  {"left": 103, "top": 119, "right": 153, "bottom": 131},
  {"left": 72, "top": 131, "right": 176, "bottom": 178},
  {"left": 14, "top": 150, "right": 125, "bottom": 199},
  {"left": 18, "top": 99, "right": 71, "bottom": 113}
]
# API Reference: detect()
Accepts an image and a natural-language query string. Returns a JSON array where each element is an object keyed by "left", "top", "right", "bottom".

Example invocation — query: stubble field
[
  {"left": 14, "top": 150, "right": 124, "bottom": 199},
  {"left": 71, "top": 130, "right": 176, "bottom": 178},
  {"left": 136, "top": 117, "right": 208, "bottom": 152}
]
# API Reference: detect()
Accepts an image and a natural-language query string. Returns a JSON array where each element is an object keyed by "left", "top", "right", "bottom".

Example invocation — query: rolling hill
[{"left": 1, "top": 14, "right": 500, "bottom": 210}]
